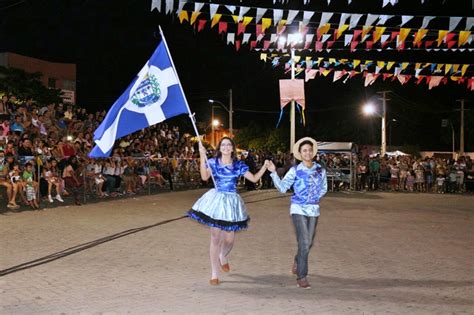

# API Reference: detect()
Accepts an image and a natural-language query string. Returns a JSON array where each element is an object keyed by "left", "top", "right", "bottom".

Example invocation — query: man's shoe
[
  {"left": 55, "top": 195, "right": 64, "bottom": 202},
  {"left": 296, "top": 278, "right": 311, "bottom": 289},
  {"left": 48, "top": 195, "right": 54, "bottom": 203}
]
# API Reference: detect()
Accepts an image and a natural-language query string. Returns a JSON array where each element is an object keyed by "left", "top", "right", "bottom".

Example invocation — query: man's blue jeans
[{"left": 292, "top": 214, "right": 319, "bottom": 280}]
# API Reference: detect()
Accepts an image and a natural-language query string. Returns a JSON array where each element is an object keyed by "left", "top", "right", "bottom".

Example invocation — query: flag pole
[{"left": 158, "top": 26, "right": 216, "bottom": 187}]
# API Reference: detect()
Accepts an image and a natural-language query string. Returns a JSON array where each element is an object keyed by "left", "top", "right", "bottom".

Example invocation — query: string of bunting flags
[
  {"left": 260, "top": 53, "right": 474, "bottom": 90},
  {"left": 272, "top": 0, "right": 436, "bottom": 7},
  {"left": 151, "top": 0, "right": 474, "bottom": 52},
  {"left": 151, "top": 1, "right": 473, "bottom": 89}
]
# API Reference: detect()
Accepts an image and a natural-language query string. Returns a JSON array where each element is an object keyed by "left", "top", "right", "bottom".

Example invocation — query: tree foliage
[{"left": 0, "top": 66, "right": 63, "bottom": 104}]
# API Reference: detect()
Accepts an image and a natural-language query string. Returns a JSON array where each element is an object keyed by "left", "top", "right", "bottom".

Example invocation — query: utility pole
[
  {"left": 377, "top": 91, "right": 391, "bottom": 156},
  {"left": 456, "top": 99, "right": 465, "bottom": 156},
  {"left": 290, "top": 48, "right": 296, "bottom": 151}
]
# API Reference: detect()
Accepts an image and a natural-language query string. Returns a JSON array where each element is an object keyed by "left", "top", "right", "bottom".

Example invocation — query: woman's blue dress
[{"left": 187, "top": 158, "right": 249, "bottom": 231}]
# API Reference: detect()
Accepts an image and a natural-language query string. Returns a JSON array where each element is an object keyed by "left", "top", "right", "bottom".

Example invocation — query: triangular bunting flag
[
  {"left": 218, "top": 22, "right": 228, "bottom": 34},
  {"left": 211, "top": 14, "right": 222, "bottom": 28},
  {"left": 373, "top": 27, "right": 386, "bottom": 43},
  {"left": 178, "top": 11, "right": 189, "bottom": 23},
  {"left": 197, "top": 19, "right": 206, "bottom": 32},
  {"left": 449, "top": 17, "right": 462, "bottom": 32},
  {"left": 458, "top": 31, "right": 471, "bottom": 46}
]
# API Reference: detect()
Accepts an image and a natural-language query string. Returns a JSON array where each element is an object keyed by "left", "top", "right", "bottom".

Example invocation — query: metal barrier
[{"left": 0, "top": 155, "right": 205, "bottom": 208}]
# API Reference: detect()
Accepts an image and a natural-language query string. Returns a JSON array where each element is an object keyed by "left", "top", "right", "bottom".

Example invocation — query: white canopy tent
[{"left": 317, "top": 142, "right": 357, "bottom": 190}]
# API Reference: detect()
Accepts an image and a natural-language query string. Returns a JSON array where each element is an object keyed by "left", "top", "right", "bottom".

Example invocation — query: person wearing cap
[{"left": 267, "top": 137, "right": 327, "bottom": 289}]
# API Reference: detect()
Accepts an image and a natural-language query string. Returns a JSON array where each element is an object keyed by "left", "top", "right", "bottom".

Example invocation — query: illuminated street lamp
[
  {"left": 211, "top": 117, "right": 220, "bottom": 148},
  {"left": 363, "top": 101, "right": 387, "bottom": 156},
  {"left": 209, "top": 97, "right": 233, "bottom": 138}
]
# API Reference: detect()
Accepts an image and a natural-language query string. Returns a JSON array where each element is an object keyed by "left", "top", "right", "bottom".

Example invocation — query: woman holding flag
[{"left": 188, "top": 137, "right": 269, "bottom": 285}]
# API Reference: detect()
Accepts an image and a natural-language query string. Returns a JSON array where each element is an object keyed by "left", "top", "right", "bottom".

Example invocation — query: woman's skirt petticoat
[{"left": 187, "top": 188, "right": 249, "bottom": 231}]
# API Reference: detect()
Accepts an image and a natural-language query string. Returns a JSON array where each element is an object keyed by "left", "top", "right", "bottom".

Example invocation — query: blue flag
[{"left": 89, "top": 40, "right": 189, "bottom": 157}]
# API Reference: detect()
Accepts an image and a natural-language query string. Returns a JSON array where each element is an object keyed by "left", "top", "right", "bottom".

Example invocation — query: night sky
[{"left": 1, "top": 0, "right": 473, "bottom": 151}]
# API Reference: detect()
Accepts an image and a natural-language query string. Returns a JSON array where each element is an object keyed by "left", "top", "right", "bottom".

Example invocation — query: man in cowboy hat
[{"left": 267, "top": 137, "right": 328, "bottom": 289}]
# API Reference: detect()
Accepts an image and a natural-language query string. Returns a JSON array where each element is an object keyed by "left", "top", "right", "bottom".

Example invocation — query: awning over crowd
[{"left": 317, "top": 142, "right": 356, "bottom": 153}]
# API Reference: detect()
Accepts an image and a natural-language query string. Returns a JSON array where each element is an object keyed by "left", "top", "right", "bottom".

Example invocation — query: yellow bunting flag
[
  {"left": 329, "top": 58, "right": 336, "bottom": 64},
  {"left": 413, "top": 29, "right": 428, "bottom": 46},
  {"left": 306, "top": 56, "right": 312, "bottom": 63},
  {"left": 458, "top": 31, "right": 471, "bottom": 46},
  {"left": 260, "top": 53, "right": 267, "bottom": 61},
  {"left": 340, "top": 59, "right": 348, "bottom": 63},
  {"left": 436, "top": 64, "right": 444, "bottom": 72},
  {"left": 294, "top": 56, "right": 301, "bottom": 63},
  {"left": 277, "top": 20, "right": 286, "bottom": 34},
  {"left": 461, "top": 64, "right": 469, "bottom": 76},
  {"left": 387, "top": 61, "right": 395, "bottom": 70},
  {"left": 319, "top": 23, "right": 331, "bottom": 36},
  {"left": 437, "top": 30, "right": 448, "bottom": 46},
  {"left": 336, "top": 24, "right": 349, "bottom": 40},
  {"left": 452, "top": 64, "right": 460, "bottom": 73},
  {"left": 423, "top": 63, "right": 431, "bottom": 69},
  {"left": 321, "top": 69, "right": 332, "bottom": 76},
  {"left": 415, "top": 63, "right": 421, "bottom": 69},
  {"left": 373, "top": 27, "right": 386, "bottom": 43},
  {"left": 353, "top": 59, "right": 361, "bottom": 67},
  {"left": 178, "top": 11, "right": 189, "bottom": 23},
  {"left": 445, "top": 64, "right": 452, "bottom": 75},
  {"left": 401, "top": 62, "right": 409, "bottom": 70},
  {"left": 262, "top": 18, "right": 272, "bottom": 32},
  {"left": 317, "top": 57, "right": 324, "bottom": 65},
  {"left": 232, "top": 15, "right": 239, "bottom": 24},
  {"left": 211, "top": 14, "right": 222, "bottom": 28},
  {"left": 190, "top": 12, "right": 201, "bottom": 25},
  {"left": 377, "top": 61, "right": 386, "bottom": 69},
  {"left": 361, "top": 26, "right": 373, "bottom": 41},
  {"left": 243, "top": 16, "right": 253, "bottom": 27},
  {"left": 399, "top": 28, "right": 411, "bottom": 45}
]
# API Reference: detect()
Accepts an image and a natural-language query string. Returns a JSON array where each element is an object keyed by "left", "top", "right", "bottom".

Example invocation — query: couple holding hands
[{"left": 187, "top": 136, "right": 327, "bottom": 289}]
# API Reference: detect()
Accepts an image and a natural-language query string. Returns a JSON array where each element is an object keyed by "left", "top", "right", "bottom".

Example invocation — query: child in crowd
[
  {"left": 415, "top": 166, "right": 425, "bottom": 192},
  {"left": 436, "top": 174, "right": 446, "bottom": 194},
  {"left": 406, "top": 171, "right": 415, "bottom": 192},
  {"left": 23, "top": 162, "right": 39, "bottom": 209},
  {"left": 448, "top": 168, "right": 457, "bottom": 193}
]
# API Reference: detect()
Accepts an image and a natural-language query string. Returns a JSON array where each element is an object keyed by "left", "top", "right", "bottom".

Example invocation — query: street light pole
[
  {"left": 211, "top": 105, "right": 215, "bottom": 147},
  {"left": 290, "top": 47, "right": 296, "bottom": 151},
  {"left": 209, "top": 98, "right": 232, "bottom": 138},
  {"left": 377, "top": 91, "right": 391, "bottom": 156},
  {"left": 229, "top": 89, "right": 233, "bottom": 138}
]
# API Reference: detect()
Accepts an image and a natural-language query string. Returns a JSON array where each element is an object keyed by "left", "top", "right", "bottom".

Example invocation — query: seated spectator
[
  {"left": 1, "top": 150, "right": 19, "bottom": 209},
  {"left": 43, "top": 159, "right": 64, "bottom": 203},
  {"left": 62, "top": 156, "right": 81, "bottom": 205}
]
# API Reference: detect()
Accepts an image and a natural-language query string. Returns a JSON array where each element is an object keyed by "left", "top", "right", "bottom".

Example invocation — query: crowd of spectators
[
  {"left": 0, "top": 94, "right": 201, "bottom": 210},
  {"left": 355, "top": 154, "right": 472, "bottom": 193},
  {"left": 1, "top": 94, "right": 473, "bottom": 211}
]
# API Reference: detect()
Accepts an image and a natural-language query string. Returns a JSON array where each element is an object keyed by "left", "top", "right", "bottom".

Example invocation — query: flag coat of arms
[{"left": 89, "top": 39, "right": 189, "bottom": 157}]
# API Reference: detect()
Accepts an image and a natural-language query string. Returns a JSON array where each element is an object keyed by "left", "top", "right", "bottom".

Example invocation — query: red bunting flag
[
  {"left": 218, "top": 22, "right": 228, "bottom": 34},
  {"left": 197, "top": 20, "right": 206, "bottom": 32},
  {"left": 237, "top": 23, "right": 245, "bottom": 36},
  {"left": 350, "top": 41, "right": 358, "bottom": 52},
  {"left": 353, "top": 30, "right": 362, "bottom": 42}
]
